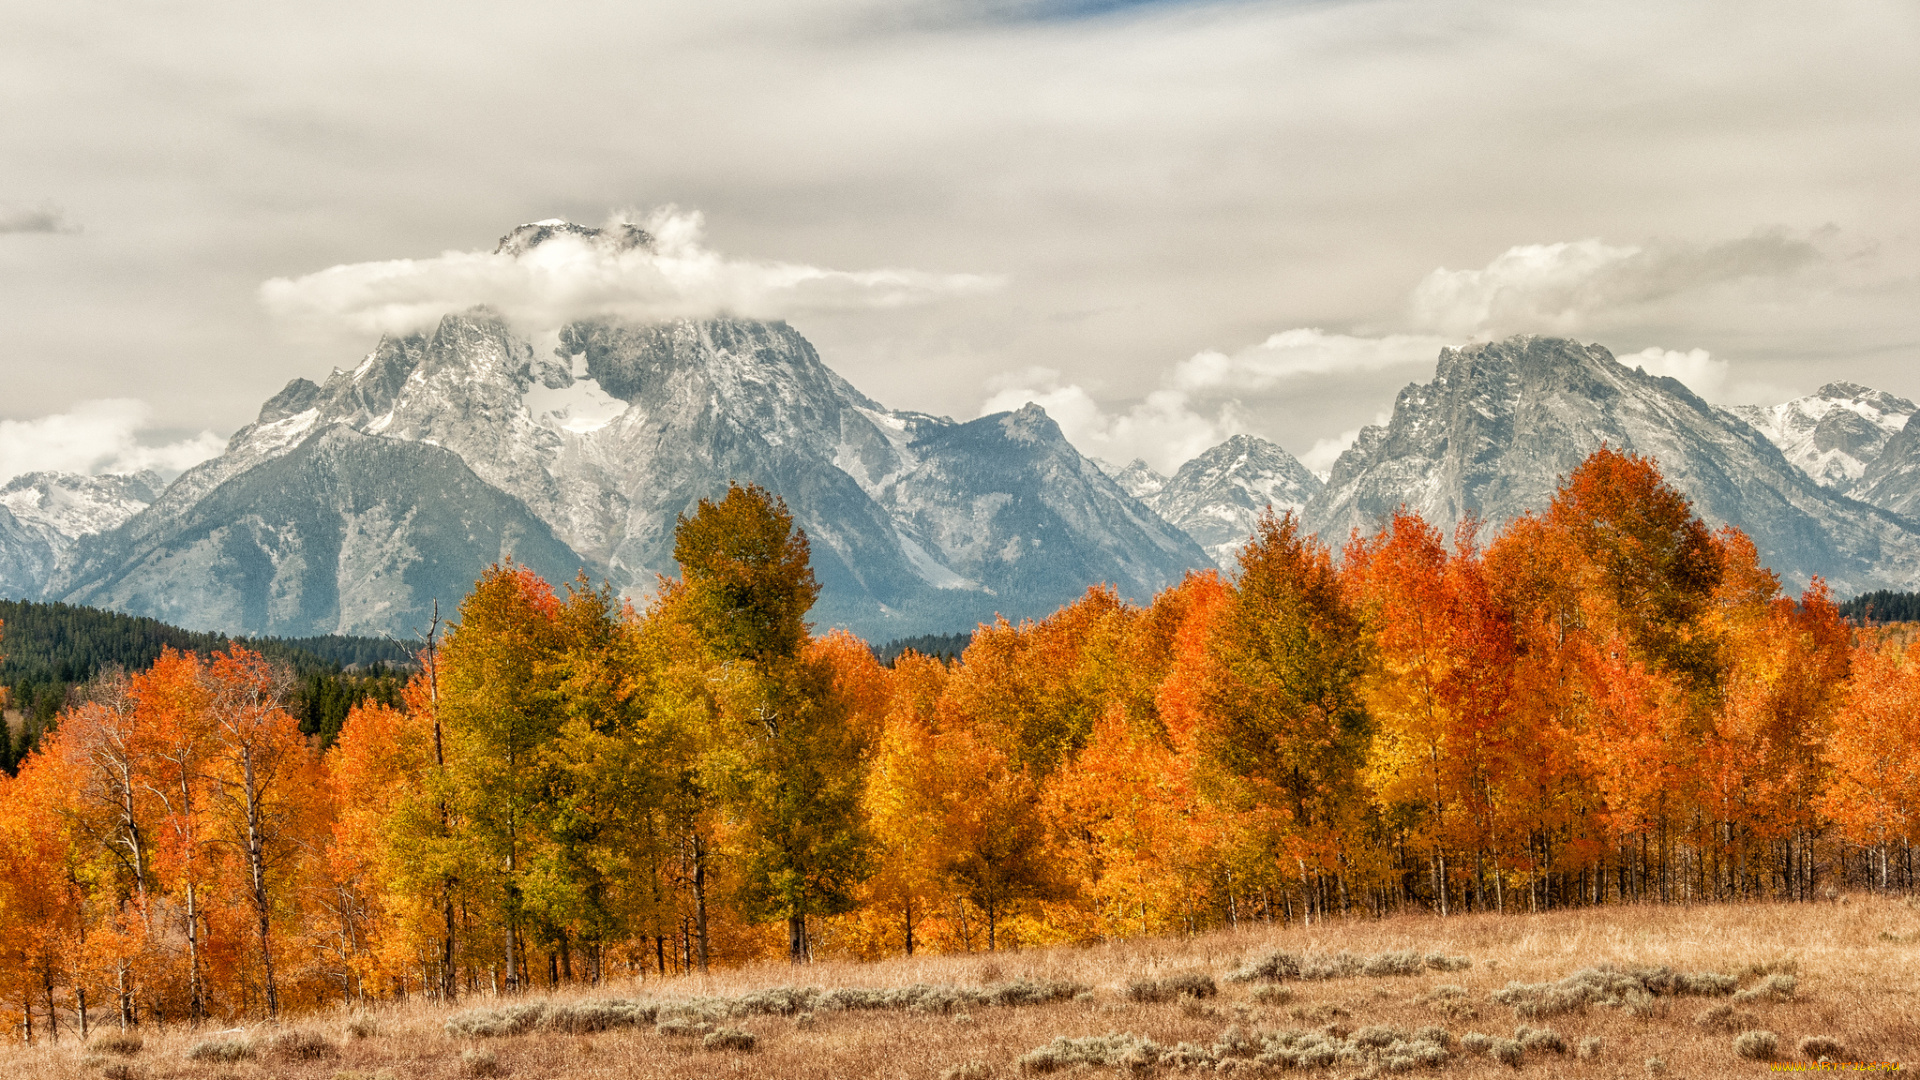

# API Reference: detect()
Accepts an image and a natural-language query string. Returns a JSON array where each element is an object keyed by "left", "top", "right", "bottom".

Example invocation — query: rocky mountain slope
[
  {"left": 1853, "top": 414, "right": 1920, "bottom": 520},
  {"left": 41, "top": 221, "right": 1208, "bottom": 638},
  {"left": 1730, "top": 382, "right": 1916, "bottom": 490},
  {"left": 59, "top": 427, "right": 582, "bottom": 637},
  {"left": 1303, "top": 336, "right": 1920, "bottom": 596},
  {"left": 0, "top": 472, "right": 161, "bottom": 600},
  {"left": 1113, "top": 436, "right": 1321, "bottom": 567}
]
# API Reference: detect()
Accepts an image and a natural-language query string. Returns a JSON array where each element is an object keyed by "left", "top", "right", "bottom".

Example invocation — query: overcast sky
[{"left": 3, "top": 0, "right": 1917, "bottom": 481}]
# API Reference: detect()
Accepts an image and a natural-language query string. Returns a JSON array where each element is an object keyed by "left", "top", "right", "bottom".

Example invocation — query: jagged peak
[
  {"left": 495, "top": 220, "right": 654, "bottom": 258},
  {"left": 1447, "top": 334, "right": 1614, "bottom": 363},
  {"left": 1811, "top": 381, "right": 1917, "bottom": 413},
  {"left": 1200, "top": 432, "right": 1290, "bottom": 459},
  {"left": 257, "top": 377, "right": 322, "bottom": 424},
  {"left": 997, "top": 402, "right": 1063, "bottom": 445}
]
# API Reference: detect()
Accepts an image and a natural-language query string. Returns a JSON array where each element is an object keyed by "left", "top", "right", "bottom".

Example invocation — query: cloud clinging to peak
[{"left": 259, "top": 207, "right": 1003, "bottom": 336}]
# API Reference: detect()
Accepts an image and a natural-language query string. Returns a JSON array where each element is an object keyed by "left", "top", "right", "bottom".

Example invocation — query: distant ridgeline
[
  {"left": 0, "top": 599, "right": 417, "bottom": 772},
  {"left": 1837, "top": 590, "right": 1920, "bottom": 624}
]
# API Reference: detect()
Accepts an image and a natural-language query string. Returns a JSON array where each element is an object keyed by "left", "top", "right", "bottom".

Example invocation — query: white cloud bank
[
  {"left": 1410, "top": 233, "right": 1820, "bottom": 339},
  {"left": 980, "top": 329, "right": 1444, "bottom": 474},
  {"left": 980, "top": 369, "right": 1244, "bottom": 475},
  {"left": 1171, "top": 329, "right": 1449, "bottom": 393},
  {"left": 261, "top": 207, "right": 1004, "bottom": 337},
  {"left": 0, "top": 400, "right": 224, "bottom": 487}
]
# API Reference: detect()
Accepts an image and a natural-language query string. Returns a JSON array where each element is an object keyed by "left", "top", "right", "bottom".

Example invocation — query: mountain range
[
  {"left": 1303, "top": 338, "right": 1920, "bottom": 597},
  {"left": 5, "top": 222, "right": 1920, "bottom": 636},
  {"left": 15, "top": 223, "right": 1208, "bottom": 639}
]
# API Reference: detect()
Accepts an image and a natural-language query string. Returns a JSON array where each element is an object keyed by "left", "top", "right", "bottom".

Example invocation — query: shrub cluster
[
  {"left": 1733, "top": 1029, "right": 1779, "bottom": 1061},
  {"left": 702, "top": 1027, "right": 757, "bottom": 1052},
  {"left": 184, "top": 1037, "right": 255, "bottom": 1062},
  {"left": 1514, "top": 1025, "right": 1568, "bottom": 1054},
  {"left": 1798, "top": 1035, "right": 1844, "bottom": 1062},
  {"left": 1124, "top": 971, "right": 1217, "bottom": 1003},
  {"left": 345, "top": 1012, "right": 381, "bottom": 1040},
  {"left": 1458, "top": 1026, "right": 1565, "bottom": 1068},
  {"left": 89, "top": 1032, "right": 144, "bottom": 1056},
  {"left": 268, "top": 1029, "right": 336, "bottom": 1061},
  {"left": 445, "top": 978, "right": 1091, "bottom": 1039},
  {"left": 1224, "top": 950, "right": 1470, "bottom": 983},
  {"left": 1695, "top": 1003, "right": 1760, "bottom": 1032},
  {"left": 1018, "top": 1024, "right": 1451, "bottom": 1074},
  {"left": 1732, "top": 973, "right": 1797, "bottom": 1003},
  {"left": 1490, "top": 964, "right": 1735, "bottom": 1018}
]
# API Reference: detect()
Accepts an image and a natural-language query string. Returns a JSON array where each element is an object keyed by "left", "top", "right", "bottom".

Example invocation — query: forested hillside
[
  {"left": 1, "top": 455, "right": 1916, "bottom": 1041},
  {"left": 0, "top": 600, "right": 415, "bottom": 770}
]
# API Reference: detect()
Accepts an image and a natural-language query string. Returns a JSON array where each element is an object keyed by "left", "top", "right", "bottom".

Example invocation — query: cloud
[
  {"left": 0, "top": 203, "right": 80, "bottom": 235},
  {"left": 1171, "top": 328, "right": 1447, "bottom": 393},
  {"left": 260, "top": 207, "right": 1004, "bottom": 336},
  {"left": 1301, "top": 422, "right": 1373, "bottom": 479},
  {"left": 1617, "top": 346, "right": 1730, "bottom": 401},
  {"left": 1411, "top": 233, "right": 1822, "bottom": 338},
  {"left": 0, "top": 400, "right": 224, "bottom": 486},
  {"left": 981, "top": 330, "right": 1445, "bottom": 474},
  {"left": 979, "top": 368, "right": 1241, "bottom": 474}
]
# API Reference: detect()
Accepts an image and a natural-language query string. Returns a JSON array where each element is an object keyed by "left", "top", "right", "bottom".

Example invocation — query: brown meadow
[{"left": 9, "top": 893, "right": 1914, "bottom": 1080}]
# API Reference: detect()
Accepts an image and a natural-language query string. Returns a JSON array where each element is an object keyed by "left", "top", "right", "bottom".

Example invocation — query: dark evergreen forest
[
  {"left": 1836, "top": 589, "right": 1920, "bottom": 624},
  {"left": 0, "top": 599, "right": 415, "bottom": 772},
  {"left": 870, "top": 631, "right": 973, "bottom": 667}
]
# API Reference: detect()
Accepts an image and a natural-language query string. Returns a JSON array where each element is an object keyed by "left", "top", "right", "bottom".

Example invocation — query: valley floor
[{"left": 9, "top": 894, "right": 1916, "bottom": 1079}]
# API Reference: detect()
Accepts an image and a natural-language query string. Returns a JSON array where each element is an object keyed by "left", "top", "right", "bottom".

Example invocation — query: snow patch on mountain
[
  {"left": 1730, "top": 382, "right": 1916, "bottom": 490},
  {"left": 1, "top": 470, "right": 163, "bottom": 541}
]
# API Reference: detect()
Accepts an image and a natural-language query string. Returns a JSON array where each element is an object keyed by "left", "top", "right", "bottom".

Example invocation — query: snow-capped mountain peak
[
  {"left": 1146, "top": 434, "right": 1323, "bottom": 568},
  {"left": 0, "top": 470, "right": 165, "bottom": 600},
  {"left": 494, "top": 219, "right": 654, "bottom": 258},
  {"left": 0, "top": 471, "right": 162, "bottom": 541},
  {"left": 1109, "top": 459, "right": 1168, "bottom": 502},
  {"left": 1730, "top": 381, "right": 1917, "bottom": 490}
]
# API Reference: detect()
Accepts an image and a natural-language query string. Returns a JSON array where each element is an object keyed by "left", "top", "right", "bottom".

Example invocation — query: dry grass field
[{"left": 10, "top": 894, "right": 1915, "bottom": 1080}]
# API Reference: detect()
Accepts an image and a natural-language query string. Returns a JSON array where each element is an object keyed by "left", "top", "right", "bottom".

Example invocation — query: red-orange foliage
[{"left": 1, "top": 450, "right": 1914, "bottom": 1037}]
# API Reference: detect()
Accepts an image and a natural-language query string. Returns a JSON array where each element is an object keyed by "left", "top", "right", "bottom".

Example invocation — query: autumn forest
[{"left": 2, "top": 448, "right": 1917, "bottom": 1043}]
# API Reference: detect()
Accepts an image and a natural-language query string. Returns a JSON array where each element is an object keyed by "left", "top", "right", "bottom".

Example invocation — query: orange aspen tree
[
  {"left": 1821, "top": 634, "right": 1920, "bottom": 888},
  {"left": 36, "top": 676, "right": 155, "bottom": 1029},
  {"left": 324, "top": 697, "right": 433, "bottom": 1001},
  {"left": 201, "top": 646, "right": 320, "bottom": 1020},
  {"left": 133, "top": 649, "right": 218, "bottom": 1023},
  {"left": 843, "top": 646, "right": 945, "bottom": 957}
]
